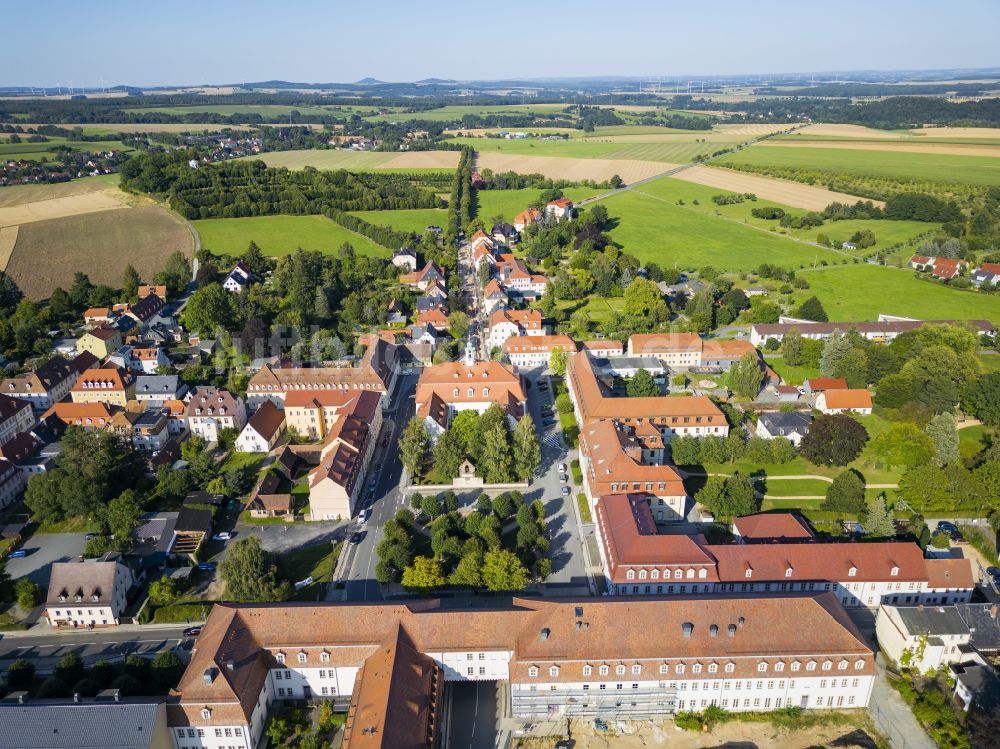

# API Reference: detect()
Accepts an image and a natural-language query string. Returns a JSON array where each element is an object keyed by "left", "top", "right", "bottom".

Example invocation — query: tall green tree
[
  {"left": 926, "top": 413, "right": 960, "bottom": 466},
  {"left": 864, "top": 493, "right": 896, "bottom": 537},
  {"left": 626, "top": 368, "right": 660, "bottom": 397},
  {"left": 800, "top": 414, "right": 869, "bottom": 466},
  {"left": 549, "top": 348, "right": 568, "bottom": 376},
  {"left": 219, "top": 536, "right": 291, "bottom": 602},
  {"left": 481, "top": 549, "right": 530, "bottom": 591},
  {"left": 819, "top": 332, "right": 852, "bottom": 377},
  {"left": 182, "top": 283, "right": 233, "bottom": 337},
  {"left": 432, "top": 429, "right": 465, "bottom": 480},
  {"left": 727, "top": 351, "right": 764, "bottom": 398},
  {"left": 479, "top": 423, "right": 514, "bottom": 483},
  {"left": 512, "top": 415, "right": 542, "bottom": 481},
  {"left": 399, "top": 418, "right": 431, "bottom": 480},
  {"left": 401, "top": 556, "right": 445, "bottom": 592},
  {"left": 122, "top": 264, "right": 142, "bottom": 301},
  {"left": 822, "top": 470, "right": 866, "bottom": 514},
  {"left": 782, "top": 328, "right": 804, "bottom": 366},
  {"left": 869, "top": 423, "right": 935, "bottom": 470},
  {"left": 965, "top": 373, "right": 1000, "bottom": 427},
  {"left": 796, "top": 295, "right": 828, "bottom": 322}
]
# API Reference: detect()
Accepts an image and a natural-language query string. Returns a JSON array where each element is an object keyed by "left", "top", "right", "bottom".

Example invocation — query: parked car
[
  {"left": 937, "top": 521, "right": 958, "bottom": 533},
  {"left": 350, "top": 531, "right": 365, "bottom": 545},
  {"left": 212, "top": 532, "right": 233, "bottom": 541},
  {"left": 992, "top": 574, "right": 1000, "bottom": 588},
  {"left": 84, "top": 532, "right": 99, "bottom": 540},
  {"left": 987, "top": 566, "right": 1000, "bottom": 577},
  {"left": 560, "top": 486, "right": 570, "bottom": 496},
  {"left": 950, "top": 530, "right": 965, "bottom": 542},
  {"left": 560, "top": 474, "right": 569, "bottom": 483},
  {"left": 559, "top": 463, "right": 568, "bottom": 473},
  {"left": 196, "top": 562, "right": 217, "bottom": 572},
  {"left": 359, "top": 508, "right": 371, "bottom": 524},
  {"left": 6, "top": 549, "right": 26, "bottom": 558},
  {"left": 183, "top": 626, "right": 202, "bottom": 637}
]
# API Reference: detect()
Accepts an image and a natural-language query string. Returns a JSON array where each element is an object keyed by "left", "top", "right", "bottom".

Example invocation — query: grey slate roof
[
  {"left": 895, "top": 605, "right": 971, "bottom": 637},
  {"left": 759, "top": 411, "right": 812, "bottom": 436},
  {"left": 956, "top": 603, "right": 1000, "bottom": 652},
  {"left": 0, "top": 699, "right": 164, "bottom": 749},
  {"left": 135, "top": 375, "right": 180, "bottom": 397}
]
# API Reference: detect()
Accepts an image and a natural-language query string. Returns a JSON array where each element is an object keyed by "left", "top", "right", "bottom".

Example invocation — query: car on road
[
  {"left": 212, "top": 532, "right": 233, "bottom": 541},
  {"left": 350, "top": 531, "right": 366, "bottom": 544},
  {"left": 359, "top": 508, "right": 371, "bottom": 524},
  {"left": 560, "top": 486, "right": 570, "bottom": 495},
  {"left": 937, "top": 521, "right": 958, "bottom": 533},
  {"left": 183, "top": 626, "right": 202, "bottom": 637},
  {"left": 559, "top": 463, "right": 567, "bottom": 473},
  {"left": 196, "top": 562, "right": 217, "bottom": 572},
  {"left": 84, "top": 532, "right": 99, "bottom": 540},
  {"left": 560, "top": 474, "right": 569, "bottom": 483},
  {"left": 6, "top": 549, "right": 27, "bottom": 558}
]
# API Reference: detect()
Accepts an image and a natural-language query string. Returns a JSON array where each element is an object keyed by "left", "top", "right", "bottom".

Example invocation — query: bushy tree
[
  {"left": 479, "top": 423, "right": 514, "bottom": 483},
  {"left": 796, "top": 295, "right": 828, "bottom": 322},
  {"left": 869, "top": 423, "right": 935, "bottom": 470},
  {"left": 800, "top": 414, "right": 868, "bottom": 466},
  {"left": 219, "top": 536, "right": 291, "bottom": 602},
  {"left": 15, "top": 578, "right": 40, "bottom": 611},
  {"left": 782, "top": 329, "right": 804, "bottom": 366},
  {"left": 432, "top": 429, "right": 465, "bottom": 480},
  {"left": 822, "top": 470, "right": 866, "bottom": 514},
  {"left": 864, "top": 493, "right": 896, "bottom": 537},
  {"left": 626, "top": 368, "right": 660, "bottom": 397},
  {"left": 819, "top": 332, "right": 852, "bottom": 377},
  {"left": 727, "top": 351, "right": 763, "bottom": 398},
  {"left": 512, "top": 415, "right": 541, "bottom": 481},
  {"left": 5, "top": 659, "right": 34, "bottom": 691},
  {"left": 401, "top": 556, "right": 445, "bottom": 592},
  {"left": 965, "top": 373, "right": 1000, "bottom": 427},
  {"left": 669, "top": 435, "right": 700, "bottom": 466},
  {"left": 925, "top": 413, "right": 960, "bottom": 466},
  {"left": 148, "top": 575, "right": 180, "bottom": 606},
  {"left": 399, "top": 418, "right": 430, "bottom": 479},
  {"left": 481, "top": 549, "right": 530, "bottom": 591}
]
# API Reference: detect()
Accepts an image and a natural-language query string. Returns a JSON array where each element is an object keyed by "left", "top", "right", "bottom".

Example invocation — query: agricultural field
[
  {"left": 241, "top": 149, "right": 460, "bottom": 171},
  {"left": 364, "top": 104, "right": 570, "bottom": 123},
  {"left": 349, "top": 208, "right": 450, "bottom": 235},
  {"left": 599, "top": 182, "right": 845, "bottom": 270},
  {"left": 760, "top": 139, "right": 1000, "bottom": 158},
  {"left": 121, "top": 103, "right": 340, "bottom": 118},
  {"left": 450, "top": 135, "right": 735, "bottom": 164},
  {"left": 7, "top": 206, "right": 192, "bottom": 298},
  {"left": 0, "top": 136, "right": 133, "bottom": 162},
  {"left": 8, "top": 122, "right": 254, "bottom": 134},
  {"left": 475, "top": 152, "right": 673, "bottom": 183},
  {"left": 194, "top": 215, "right": 386, "bottom": 257},
  {"left": 717, "top": 144, "right": 1000, "bottom": 187},
  {"left": 670, "top": 164, "right": 881, "bottom": 210}
]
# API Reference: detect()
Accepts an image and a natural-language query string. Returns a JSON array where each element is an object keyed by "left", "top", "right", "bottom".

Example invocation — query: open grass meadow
[
  {"left": 632, "top": 175, "right": 931, "bottom": 251},
  {"left": 718, "top": 144, "right": 1000, "bottom": 187},
  {"left": 241, "top": 149, "right": 459, "bottom": 172},
  {"left": 365, "top": 104, "right": 571, "bottom": 123},
  {"left": 0, "top": 137, "right": 134, "bottom": 161},
  {"left": 449, "top": 135, "right": 733, "bottom": 164},
  {"left": 122, "top": 104, "right": 341, "bottom": 118},
  {"left": 194, "top": 215, "right": 387, "bottom": 257},
  {"left": 761, "top": 354, "right": 820, "bottom": 386},
  {"left": 475, "top": 186, "right": 603, "bottom": 221},
  {"left": 600, "top": 187, "right": 844, "bottom": 271},
  {"left": 350, "top": 208, "right": 450, "bottom": 235}
]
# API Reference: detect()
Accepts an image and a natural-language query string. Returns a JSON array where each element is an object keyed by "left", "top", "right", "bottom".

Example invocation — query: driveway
[
  {"left": 448, "top": 681, "right": 498, "bottom": 749},
  {"left": 5, "top": 533, "right": 86, "bottom": 586}
]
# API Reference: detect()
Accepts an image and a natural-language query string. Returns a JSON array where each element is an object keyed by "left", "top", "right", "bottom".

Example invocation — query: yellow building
[
  {"left": 70, "top": 366, "right": 135, "bottom": 408},
  {"left": 284, "top": 390, "right": 382, "bottom": 441},
  {"left": 76, "top": 325, "right": 123, "bottom": 359}
]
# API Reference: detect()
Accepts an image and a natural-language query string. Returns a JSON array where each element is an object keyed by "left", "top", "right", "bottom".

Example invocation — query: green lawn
[
  {"left": 537, "top": 296, "right": 626, "bottom": 324},
  {"left": 980, "top": 353, "right": 1000, "bottom": 374},
  {"left": 219, "top": 450, "right": 268, "bottom": 474},
  {"left": 601, "top": 187, "right": 843, "bottom": 270},
  {"left": 762, "top": 354, "right": 819, "bottom": 386},
  {"left": 759, "top": 478, "right": 830, "bottom": 497},
  {"left": 797, "top": 264, "right": 1000, "bottom": 323},
  {"left": 959, "top": 424, "right": 993, "bottom": 459},
  {"left": 123, "top": 104, "right": 340, "bottom": 118},
  {"left": 718, "top": 145, "right": 1000, "bottom": 187},
  {"left": 279, "top": 542, "right": 343, "bottom": 601},
  {"left": 0, "top": 137, "right": 133, "bottom": 160},
  {"left": 476, "top": 187, "right": 602, "bottom": 222},
  {"left": 350, "top": 208, "right": 451, "bottom": 234},
  {"left": 194, "top": 215, "right": 388, "bottom": 257}
]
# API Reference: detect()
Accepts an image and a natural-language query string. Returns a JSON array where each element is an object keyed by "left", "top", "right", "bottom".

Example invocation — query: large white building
[
  {"left": 166, "top": 595, "right": 878, "bottom": 749},
  {"left": 45, "top": 553, "right": 136, "bottom": 628}
]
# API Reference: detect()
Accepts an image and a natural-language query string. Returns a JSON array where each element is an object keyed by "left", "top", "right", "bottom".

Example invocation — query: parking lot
[{"left": 5, "top": 532, "right": 86, "bottom": 585}]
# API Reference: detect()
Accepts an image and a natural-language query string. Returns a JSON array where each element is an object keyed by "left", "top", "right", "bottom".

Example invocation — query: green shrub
[{"left": 152, "top": 603, "right": 212, "bottom": 623}]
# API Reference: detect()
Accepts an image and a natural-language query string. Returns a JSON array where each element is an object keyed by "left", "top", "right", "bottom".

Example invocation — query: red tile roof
[
  {"left": 805, "top": 378, "right": 848, "bottom": 391},
  {"left": 820, "top": 389, "right": 873, "bottom": 410},
  {"left": 733, "top": 513, "right": 814, "bottom": 542}
]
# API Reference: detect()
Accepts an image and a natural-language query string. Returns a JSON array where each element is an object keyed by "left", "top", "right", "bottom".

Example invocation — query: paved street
[
  {"left": 339, "top": 370, "right": 419, "bottom": 601},
  {"left": 0, "top": 625, "right": 193, "bottom": 674},
  {"left": 447, "top": 680, "right": 499, "bottom": 749}
]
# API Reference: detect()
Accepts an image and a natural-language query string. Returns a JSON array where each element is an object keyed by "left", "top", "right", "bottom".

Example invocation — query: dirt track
[
  {"left": 476, "top": 152, "right": 675, "bottom": 183},
  {"left": 671, "top": 165, "right": 882, "bottom": 210}
]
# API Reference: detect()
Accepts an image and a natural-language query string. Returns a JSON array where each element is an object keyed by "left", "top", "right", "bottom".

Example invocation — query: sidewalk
[
  {"left": 868, "top": 656, "right": 935, "bottom": 749},
  {"left": 1, "top": 619, "right": 194, "bottom": 639}
]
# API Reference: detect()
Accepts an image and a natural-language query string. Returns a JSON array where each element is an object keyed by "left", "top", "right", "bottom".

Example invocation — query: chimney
[
  {"left": 225, "top": 659, "right": 235, "bottom": 671},
  {"left": 73, "top": 693, "right": 81, "bottom": 703}
]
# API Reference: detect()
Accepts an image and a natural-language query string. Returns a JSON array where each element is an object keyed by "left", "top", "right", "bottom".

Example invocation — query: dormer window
[
  {"left": 791, "top": 662, "right": 801, "bottom": 672},
  {"left": 785, "top": 568, "right": 793, "bottom": 578},
  {"left": 275, "top": 653, "right": 285, "bottom": 664},
  {"left": 528, "top": 666, "right": 538, "bottom": 678},
  {"left": 320, "top": 652, "right": 330, "bottom": 663},
  {"left": 822, "top": 660, "right": 832, "bottom": 671},
  {"left": 298, "top": 652, "right": 307, "bottom": 663},
  {"left": 855, "top": 659, "right": 865, "bottom": 670},
  {"left": 848, "top": 566, "right": 857, "bottom": 577},
  {"left": 549, "top": 666, "right": 559, "bottom": 677},
  {"left": 745, "top": 568, "right": 753, "bottom": 578},
  {"left": 201, "top": 708, "right": 211, "bottom": 719},
  {"left": 891, "top": 566, "right": 899, "bottom": 577}
]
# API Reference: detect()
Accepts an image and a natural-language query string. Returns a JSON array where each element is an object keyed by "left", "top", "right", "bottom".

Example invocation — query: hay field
[
  {"left": 760, "top": 139, "right": 1000, "bottom": 158},
  {"left": 793, "top": 124, "right": 905, "bottom": 139},
  {"left": 910, "top": 127, "right": 1000, "bottom": 139},
  {"left": 474, "top": 152, "right": 675, "bottom": 183},
  {"left": 0, "top": 175, "right": 119, "bottom": 208},
  {"left": 194, "top": 215, "right": 386, "bottom": 257},
  {"left": 714, "top": 123, "right": 799, "bottom": 136},
  {"left": 241, "top": 149, "right": 460, "bottom": 171},
  {"left": 7, "top": 206, "right": 193, "bottom": 298},
  {"left": 0, "top": 190, "right": 129, "bottom": 227},
  {"left": 0, "top": 227, "right": 17, "bottom": 269},
  {"left": 671, "top": 165, "right": 882, "bottom": 210}
]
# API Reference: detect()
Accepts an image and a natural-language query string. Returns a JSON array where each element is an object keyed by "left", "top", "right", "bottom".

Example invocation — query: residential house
[
  {"left": 223, "top": 262, "right": 254, "bottom": 294},
  {"left": 0, "top": 393, "right": 35, "bottom": 447},
  {"left": 492, "top": 223, "right": 519, "bottom": 246},
  {"left": 415, "top": 353, "right": 526, "bottom": 443},
  {"left": 589, "top": 356, "right": 667, "bottom": 380},
  {"left": 0, "top": 431, "right": 44, "bottom": 471},
  {"left": 416, "top": 295, "right": 448, "bottom": 315},
  {"left": 109, "top": 345, "right": 170, "bottom": 374},
  {"left": 83, "top": 306, "right": 115, "bottom": 325},
  {"left": 908, "top": 255, "right": 970, "bottom": 280},
  {"left": 283, "top": 390, "right": 382, "bottom": 442},
  {"left": 1, "top": 354, "right": 94, "bottom": 412},
  {"left": 971, "top": 262, "right": 1000, "bottom": 287},
  {"left": 71, "top": 366, "right": 135, "bottom": 408},
  {"left": 755, "top": 412, "right": 812, "bottom": 446},
  {"left": 503, "top": 335, "right": 577, "bottom": 368},
  {"left": 77, "top": 325, "right": 123, "bottom": 359},
  {"left": 417, "top": 306, "right": 450, "bottom": 332},
  {"left": 391, "top": 248, "right": 418, "bottom": 272},
  {"left": 627, "top": 333, "right": 703, "bottom": 368},
  {"left": 408, "top": 324, "right": 438, "bottom": 347},
  {"left": 135, "top": 375, "right": 186, "bottom": 405},
  {"left": 512, "top": 206, "right": 542, "bottom": 232},
  {"left": 468, "top": 229, "right": 495, "bottom": 254},
  {"left": 0, "top": 458, "right": 26, "bottom": 510},
  {"left": 164, "top": 594, "right": 877, "bottom": 749},
  {"left": 487, "top": 308, "right": 545, "bottom": 351},
  {"left": 41, "top": 402, "right": 117, "bottom": 431},
  {"left": 138, "top": 284, "right": 168, "bottom": 300},
  {"left": 482, "top": 278, "right": 509, "bottom": 313},
  {"left": 162, "top": 400, "right": 188, "bottom": 436},
  {"left": 545, "top": 197, "right": 574, "bottom": 221},
  {"left": 246, "top": 473, "right": 293, "bottom": 518},
  {"left": 130, "top": 410, "right": 171, "bottom": 453},
  {"left": 423, "top": 278, "right": 448, "bottom": 300},
  {"left": 816, "top": 389, "right": 873, "bottom": 415},
  {"left": 495, "top": 254, "right": 548, "bottom": 298},
  {"left": 876, "top": 604, "right": 971, "bottom": 672},
  {"left": 45, "top": 552, "right": 136, "bottom": 628},
  {"left": 803, "top": 378, "right": 848, "bottom": 394},
  {"left": 185, "top": 388, "right": 247, "bottom": 443},
  {"left": 772, "top": 385, "right": 800, "bottom": 402},
  {"left": 399, "top": 261, "right": 445, "bottom": 291},
  {"left": 124, "top": 294, "right": 166, "bottom": 330},
  {"left": 235, "top": 401, "right": 286, "bottom": 453},
  {"left": 307, "top": 392, "right": 382, "bottom": 520}
]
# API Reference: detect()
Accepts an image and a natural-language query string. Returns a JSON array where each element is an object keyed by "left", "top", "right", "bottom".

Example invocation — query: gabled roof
[
  {"left": 758, "top": 411, "right": 812, "bottom": 434},
  {"left": 0, "top": 700, "right": 165, "bottom": 749},
  {"left": 503, "top": 335, "right": 577, "bottom": 354},
  {"left": 733, "top": 513, "right": 814, "bottom": 542},
  {"left": 83, "top": 325, "right": 121, "bottom": 342},
  {"left": 488, "top": 307, "right": 542, "bottom": 331},
  {"left": 805, "top": 377, "right": 847, "bottom": 391},
  {"left": 47, "top": 557, "right": 125, "bottom": 607},
  {"left": 244, "top": 401, "right": 285, "bottom": 442},
  {"left": 926, "top": 558, "right": 975, "bottom": 590},
  {"left": 0, "top": 392, "right": 31, "bottom": 422},
  {"left": 629, "top": 333, "right": 702, "bottom": 354},
  {"left": 72, "top": 366, "right": 133, "bottom": 393},
  {"left": 820, "top": 389, "right": 873, "bottom": 410}
]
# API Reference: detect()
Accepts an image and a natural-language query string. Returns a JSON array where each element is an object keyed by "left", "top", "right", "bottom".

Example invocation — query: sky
[{"left": 3, "top": 0, "right": 999, "bottom": 87}]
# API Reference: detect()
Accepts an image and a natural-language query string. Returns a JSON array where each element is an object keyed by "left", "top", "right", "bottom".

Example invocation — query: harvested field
[
  {"left": 760, "top": 139, "right": 1000, "bottom": 158},
  {"left": 474, "top": 152, "right": 675, "bottom": 183},
  {"left": 7, "top": 206, "right": 193, "bottom": 298},
  {"left": 793, "top": 124, "right": 904, "bottom": 139},
  {"left": 714, "top": 123, "right": 800, "bottom": 136},
  {"left": 241, "top": 149, "right": 459, "bottom": 171},
  {"left": 8, "top": 122, "right": 254, "bottom": 133},
  {"left": 910, "top": 126, "right": 1000, "bottom": 138},
  {"left": 671, "top": 164, "right": 881, "bottom": 210},
  {"left": 0, "top": 226, "right": 17, "bottom": 270},
  {"left": 0, "top": 176, "right": 119, "bottom": 208},
  {"left": 0, "top": 190, "right": 128, "bottom": 227},
  {"left": 444, "top": 127, "right": 576, "bottom": 136}
]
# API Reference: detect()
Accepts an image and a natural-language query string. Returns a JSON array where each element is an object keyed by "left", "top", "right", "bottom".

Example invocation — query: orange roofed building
[
  {"left": 487, "top": 308, "right": 545, "bottom": 351},
  {"left": 503, "top": 334, "right": 577, "bottom": 368},
  {"left": 512, "top": 206, "right": 542, "bottom": 232}
]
